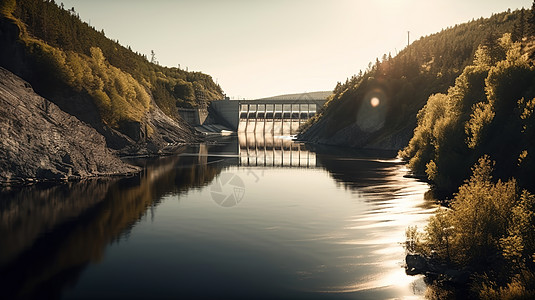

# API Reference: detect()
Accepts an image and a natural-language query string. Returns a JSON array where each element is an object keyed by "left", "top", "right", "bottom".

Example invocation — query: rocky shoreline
[
  {"left": 0, "top": 67, "right": 196, "bottom": 186},
  {"left": 405, "top": 253, "right": 471, "bottom": 288}
]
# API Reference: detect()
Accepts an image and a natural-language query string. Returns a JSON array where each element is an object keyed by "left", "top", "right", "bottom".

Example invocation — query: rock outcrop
[
  {"left": 0, "top": 67, "right": 138, "bottom": 184},
  {"left": 405, "top": 253, "right": 471, "bottom": 285}
]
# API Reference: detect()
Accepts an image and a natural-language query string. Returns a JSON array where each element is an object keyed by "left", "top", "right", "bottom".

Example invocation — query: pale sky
[{"left": 60, "top": 0, "right": 530, "bottom": 99}]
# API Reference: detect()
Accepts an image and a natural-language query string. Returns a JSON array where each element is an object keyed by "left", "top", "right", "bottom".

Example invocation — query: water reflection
[
  {"left": 0, "top": 135, "right": 435, "bottom": 299},
  {"left": 239, "top": 132, "right": 316, "bottom": 167},
  {"left": 310, "top": 146, "right": 436, "bottom": 295},
  {"left": 0, "top": 150, "right": 225, "bottom": 299}
]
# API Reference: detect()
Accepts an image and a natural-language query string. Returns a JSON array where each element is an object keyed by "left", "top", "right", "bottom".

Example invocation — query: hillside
[
  {"left": 299, "top": 9, "right": 519, "bottom": 150},
  {"left": 400, "top": 34, "right": 535, "bottom": 195},
  {"left": 0, "top": 0, "right": 223, "bottom": 152}
]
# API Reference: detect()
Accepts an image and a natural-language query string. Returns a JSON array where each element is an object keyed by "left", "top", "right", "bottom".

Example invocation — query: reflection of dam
[{"left": 238, "top": 133, "right": 316, "bottom": 168}]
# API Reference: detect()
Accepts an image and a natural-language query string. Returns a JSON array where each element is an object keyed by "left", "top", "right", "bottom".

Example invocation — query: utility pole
[{"left": 407, "top": 31, "right": 410, "bottom": 47}]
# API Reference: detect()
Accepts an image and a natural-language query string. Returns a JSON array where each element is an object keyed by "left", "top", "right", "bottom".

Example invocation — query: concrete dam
[{"left": 209, "top": 98, "right": 327, "bottom": 134}]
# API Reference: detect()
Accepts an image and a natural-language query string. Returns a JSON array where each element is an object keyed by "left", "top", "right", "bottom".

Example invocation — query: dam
[{"left": 209, "top": 98, "right": 327, "bottom": 133}]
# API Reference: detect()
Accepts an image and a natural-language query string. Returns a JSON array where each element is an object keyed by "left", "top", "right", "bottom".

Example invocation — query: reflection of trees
[
  {"left": 312, "top": 145, "right": 434, "bottom": 212},
  {"left": 0, "top": 180, "right": 115, "bottom": 266},
  {"left": 310, "top": 144, "right": 401, "bottom": 190},
  {"left": 0, "top": 153, "right": 224, "bottom": 299}
]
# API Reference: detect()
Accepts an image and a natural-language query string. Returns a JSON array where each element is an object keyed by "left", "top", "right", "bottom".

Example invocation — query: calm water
[{"left": 0, "top": 134, "right": 436, "bottom": 299}]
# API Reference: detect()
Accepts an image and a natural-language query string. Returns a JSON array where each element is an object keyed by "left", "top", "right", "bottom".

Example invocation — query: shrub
[{"left": 410, "top": 156, "right": 535, "bottom": 296}]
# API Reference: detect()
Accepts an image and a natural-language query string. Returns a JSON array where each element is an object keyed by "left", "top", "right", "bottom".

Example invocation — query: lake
[{"left": 0, "top": 134, "right": 436, "bottom": 299}]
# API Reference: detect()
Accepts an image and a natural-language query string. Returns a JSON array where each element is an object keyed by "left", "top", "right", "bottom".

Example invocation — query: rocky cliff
[
  {"left": 0, "top": 67, "right": 138, "bottom": 184},
  {"left": 0, "top": 16, "right": 199, "bottom": 155}
]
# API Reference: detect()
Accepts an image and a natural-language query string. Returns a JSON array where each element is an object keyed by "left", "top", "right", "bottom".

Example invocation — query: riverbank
[{"left": 0, "top": 67, "right": 199, "bottom": 186}]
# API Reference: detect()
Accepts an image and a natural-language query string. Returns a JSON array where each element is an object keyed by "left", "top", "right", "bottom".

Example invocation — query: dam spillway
[{"left": 209, "top": 99, "right": 327, "bottom": 133}]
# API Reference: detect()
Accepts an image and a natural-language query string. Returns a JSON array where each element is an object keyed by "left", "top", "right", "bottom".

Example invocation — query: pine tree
[
  {"left": 529, "top": 2, "right": 535, "bottom": 36},
  {"left": 150, "top": 50, "right": 157, "bottom": 64},
  {"left": 512, "top": 9, "right": 525, "bottom": 42}
]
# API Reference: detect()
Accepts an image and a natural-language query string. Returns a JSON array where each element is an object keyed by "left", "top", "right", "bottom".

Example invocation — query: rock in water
[
  {"left": 405, "top": 253, "right": 429, "bottom": 275},
  {"left": 0, "top": 67, "right": 138, "bottom": 184}
]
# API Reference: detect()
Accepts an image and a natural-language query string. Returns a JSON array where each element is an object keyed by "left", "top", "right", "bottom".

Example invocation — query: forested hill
[
  {"left": 0, "top": 0, "right": 223, "bottom": 150},
  {"left": 399, "top": 7, "right": 535, "bottom": 297},
  {"left": 299, "top": 8, "right": 520, "bottom": 150}
]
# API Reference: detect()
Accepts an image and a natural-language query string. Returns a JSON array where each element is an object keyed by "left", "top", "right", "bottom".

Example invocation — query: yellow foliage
[
  {"left": 519, "top": 97, "right": 535, "bottom": 121},
  {"left": 518, "top": 150, "right": 528, "bottom": 165},
  {"left": 424, "top": 207, "right": 454, "bottom": 260},
  {"left": 478, "top": 271, "right": 535, "bottom": 300},
  {"left": 18, "top": 43, "right": 154, "bottom": 128},
  {"left": 465, "top": 101, "right": 495, "bottom": 148},
  {"left": 41, "top": 46, "right": 154, "bottom": 127},
  {"left": 400, "top": 93, "right": 457, "bottom": 174},
  {"left": 412, "top": 154, "right": 535, "bottom": 289},
  {"left": 474, "top": 46, "right": 493, "bottom": 68},
  {"left": 90, "top": 47, "right": 106, "bottom": 66},
  {"left": 426, "top": 160, "right": 438, "bottom": 181}
]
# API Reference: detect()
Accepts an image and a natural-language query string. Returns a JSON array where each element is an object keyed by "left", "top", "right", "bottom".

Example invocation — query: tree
[
  {"left": 150, "top": 50, "right": 157, "bottom": 65},
  {"left": 512, "top": 9, "right": 525, "bottom": 42},
  {"left": 530, "top": 1, "right": 535, "bottom": 36}
]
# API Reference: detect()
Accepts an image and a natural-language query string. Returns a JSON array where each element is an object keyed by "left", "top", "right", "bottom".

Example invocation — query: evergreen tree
[
  {"left": 529, "top": 1, "right": 535, "bottom": 36},
  {"left": 512, "top": 8, "right": 525, "bottom": 42},
  {"left": 150, "top": 50, "right": 157, "bottom": 64}
]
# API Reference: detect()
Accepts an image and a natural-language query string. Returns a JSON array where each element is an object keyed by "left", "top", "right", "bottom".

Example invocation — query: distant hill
[
  {"left": 257, "top": 91, "right": 332, "bottom": 100},
  {"left": 299, "top": 9, "right": 519, "bottom": 150}
]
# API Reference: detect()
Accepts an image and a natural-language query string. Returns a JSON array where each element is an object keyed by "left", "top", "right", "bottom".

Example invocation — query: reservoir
[{"left": 0, "top": 133, "right": 436, "bottom": 299}]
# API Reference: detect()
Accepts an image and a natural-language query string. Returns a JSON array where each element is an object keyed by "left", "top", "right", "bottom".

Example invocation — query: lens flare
[
  {"left": 370, "top": 97, "right": 380, "bottom": 107},
  {"left": 356, "top": 89, "right": 388, "bottom": 133}
]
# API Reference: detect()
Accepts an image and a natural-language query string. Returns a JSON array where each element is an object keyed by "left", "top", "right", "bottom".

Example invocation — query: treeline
[
  {"left": 1, "top": 0, "right": 223, "bottom": 128},
  {"left": 300, "top": 8, "right": 520, "bottom": 148}
]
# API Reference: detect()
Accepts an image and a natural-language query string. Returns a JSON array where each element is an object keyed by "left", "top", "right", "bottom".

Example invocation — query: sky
[{"left": 60, "top": 0, "right": 531, "bottom": 99}]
